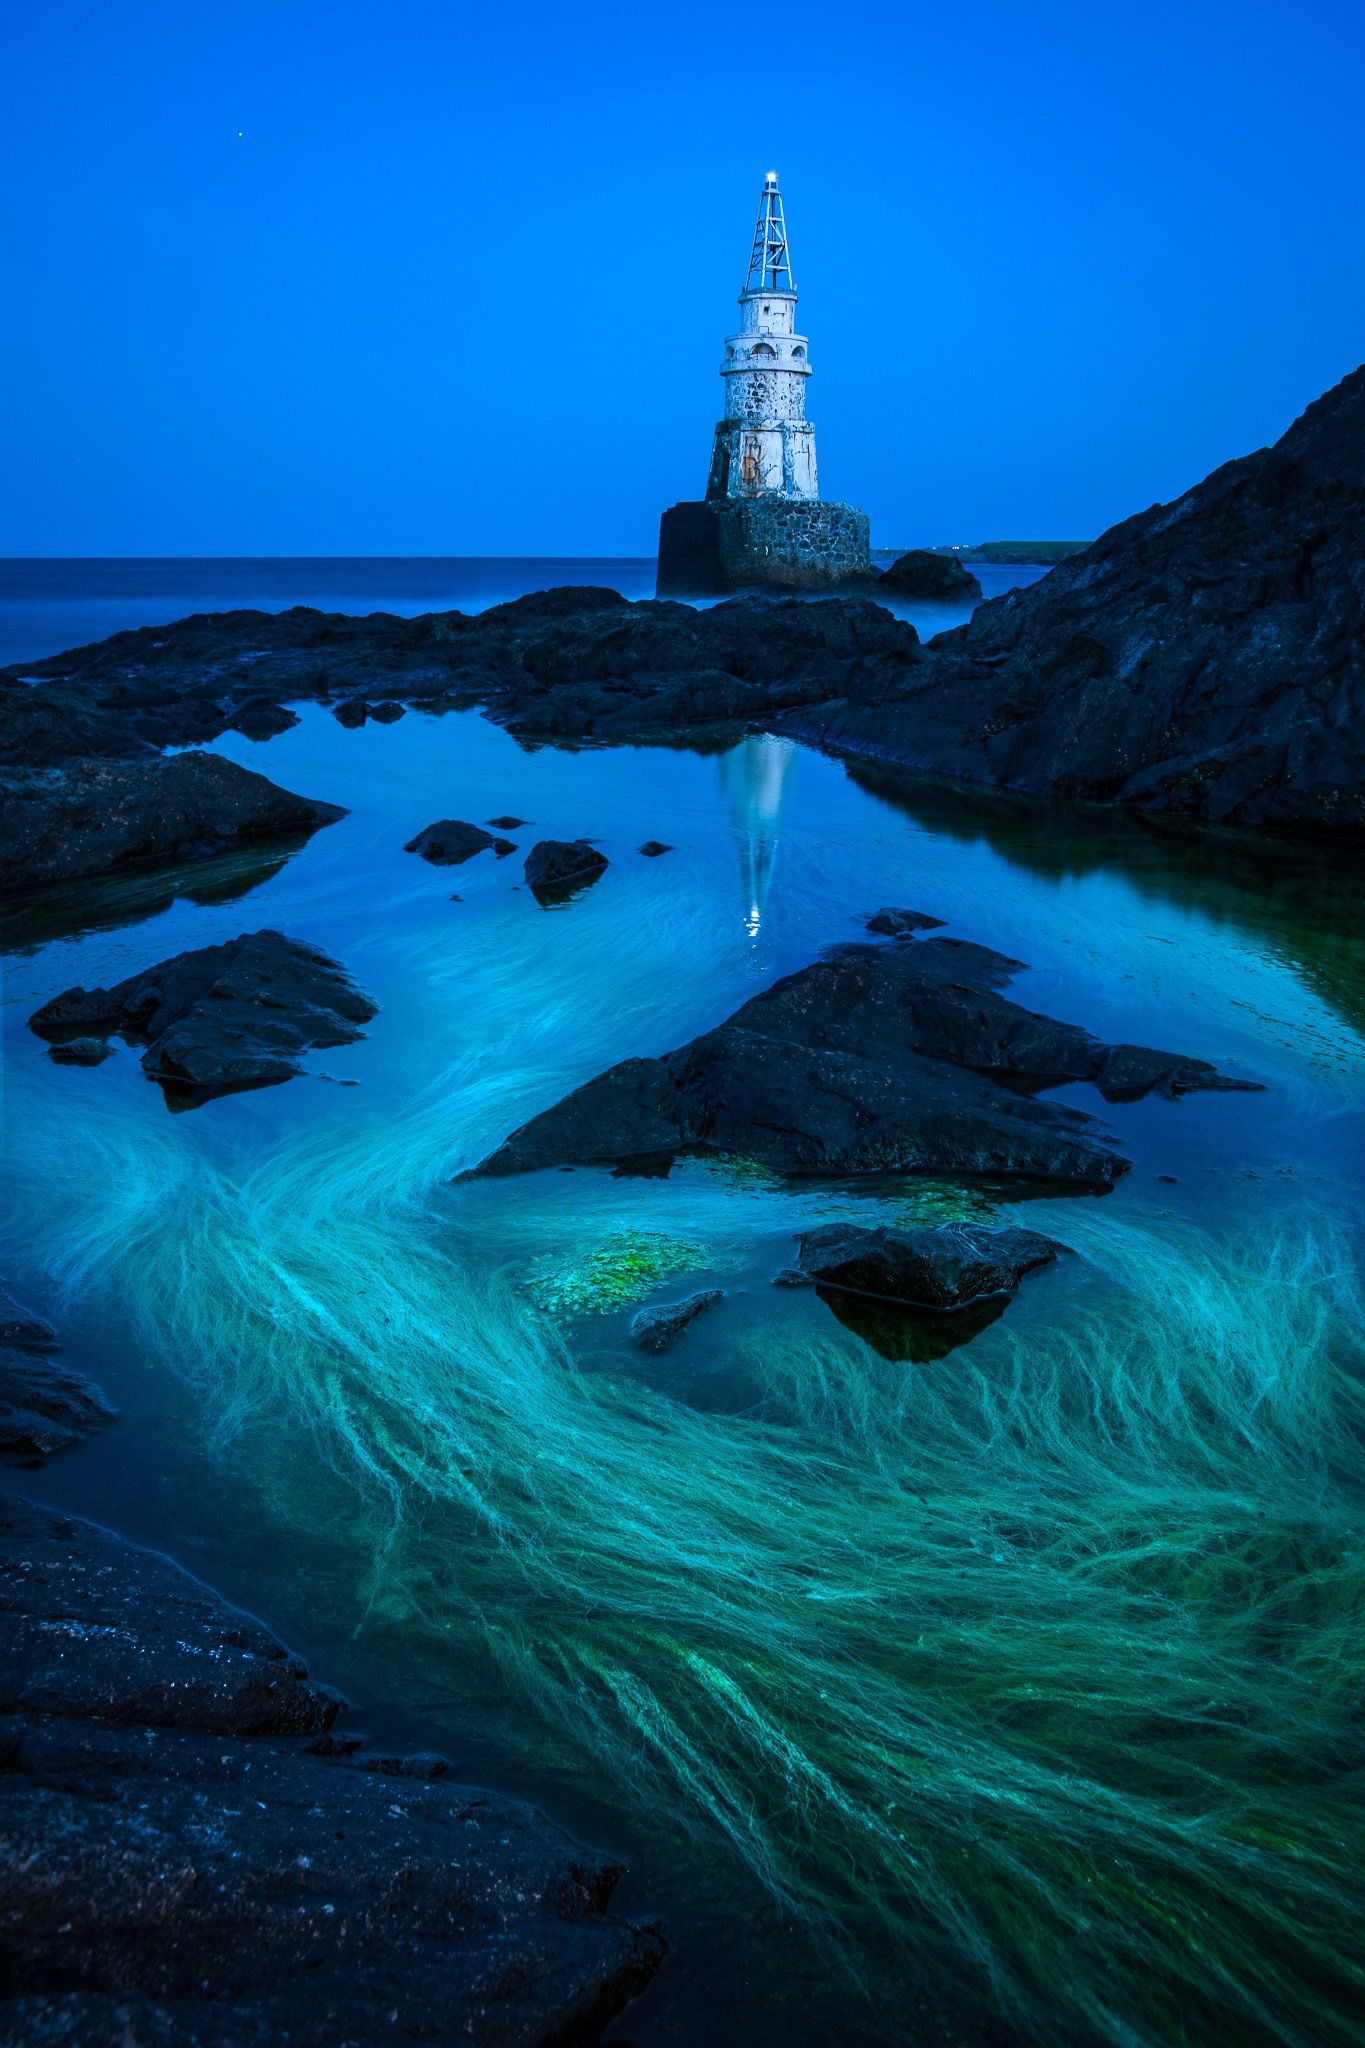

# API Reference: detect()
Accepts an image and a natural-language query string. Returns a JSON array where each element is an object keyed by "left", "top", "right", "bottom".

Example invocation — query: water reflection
[{"left": 718, "top": 734, "right": 797, "bottom": 937}]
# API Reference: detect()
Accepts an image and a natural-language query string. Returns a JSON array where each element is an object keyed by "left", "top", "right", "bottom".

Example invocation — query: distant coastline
[{"left": 873, "top": 540, "right": 1090, "bottom": 566}]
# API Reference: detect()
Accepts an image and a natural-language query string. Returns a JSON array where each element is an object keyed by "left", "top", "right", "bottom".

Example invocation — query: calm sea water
[{"left": 2, "top": 561, "right": 1363, "bottom": 2047}]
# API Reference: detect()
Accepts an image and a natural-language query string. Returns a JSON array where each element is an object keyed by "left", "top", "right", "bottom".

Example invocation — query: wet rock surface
[
  {"left": 792, "top": 365, "right": 1365, "bottom": 831},
  {"left": 0, "top": 752, "right": 346, "bottom": 893},
  {"left": 794, "top": 1222, "right": 1061, "bottom": 1309},
  {"left": 0, "top": 1495, "right": 664, "bottom": 2046},
  {"left": 405, "top": 817, "right": 516, "bottom": 864},
  {"left": 631, "top": 1289, "right": 725, "bottom": 1353},
  {"left": 880, "top": 550, "right": 984, "bottom": 601},
  {"left": 472, "top": 929, "right": 1256, "bottom": 1187},
  {"left": 0, "top": 1292, "right": 112, "bottom": 1469},
  {"left": 525, "top": 838, "right": 609, "bottom": 903},
  {"left": 29, "top": 929, "right": 377, "bottom": 1105}
]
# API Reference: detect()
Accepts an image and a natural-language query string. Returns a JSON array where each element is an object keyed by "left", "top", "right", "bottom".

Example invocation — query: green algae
[{"left": 523, "top": 1229, "right": 710, "bottom": 1318}]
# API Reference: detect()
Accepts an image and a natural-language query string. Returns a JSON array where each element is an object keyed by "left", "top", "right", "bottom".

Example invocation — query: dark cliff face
[{"left": 789, "top": 365, "right": 1365, "bottom": 831}]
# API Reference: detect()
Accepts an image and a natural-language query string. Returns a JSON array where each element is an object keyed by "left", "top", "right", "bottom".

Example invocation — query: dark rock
[
  {"left": 880, "top": 551, "right": 984, "bottom": 601},
  {"left": 487, "top": 814, "right": 528, "bottom": 829},
  {"left": 866, "top": 906, "right": 947, "bottom": 937},
  {"left": 0, "top": 752, "right": 345, "bottom": 893},
  {"left": 790, "top": 365, "right": 1365, "bottom": 832},
  {"left": 795, "top": 1221, "right": 1060, "bottom": 1309},
  {"left": 525, "top": 838, "right": 609, "bottom": 903},
  {"left": 639, "top": 840, "right": 674, "bottom": 857},
  {"left": 47, "top": 1037, "right": 111, "bottom": 1066},
  {"left": 231, "top": 698, "right": 299, "bottom": 740},
  {"left": 0, "top": 1348, "right": 113, "bottom": 1465},
  {"left": 332, "top": 695, "right": 370, "bottom": 726},
  {"left": 0, "top": 1291, "right": 112, "bottom": 1468},
  {"left": 29, "top": 930, "right": 377, "bottom": 1106},
  {"left": 471, "top": 932, "right": 1256, "bottom": 1188},
  {"left": 630, "top": 1289, "right": 725, "bottom": 1353},
  {"left": 0, "top": 1495, "right": 663, "bottom": 2043},
  {"left": 771, "top": 1266, "right": 812, "bottom": 1288},
  {"left": 405, "top": 818, "right": 515, "bottom": 864},
  {"left": 0, "top": 1291, "right": 56, "bottom": 1349},
  {"left": 369, "top": 698, "right": 405, "bottom": 722}
]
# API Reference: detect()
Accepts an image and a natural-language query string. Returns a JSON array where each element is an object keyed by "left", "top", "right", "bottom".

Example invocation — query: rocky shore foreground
[{"left": 0, "top": 1452, "right": 663, "bottom": 2046}]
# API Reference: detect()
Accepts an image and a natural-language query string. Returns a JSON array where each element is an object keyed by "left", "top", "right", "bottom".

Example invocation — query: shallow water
[{"left": 3, "top": 570, "right": 1364, "bottom": 2047}]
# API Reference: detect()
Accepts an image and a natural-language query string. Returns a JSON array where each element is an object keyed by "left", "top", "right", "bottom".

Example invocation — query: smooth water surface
[{"left": 2, "top": 567, "right": 1363, "bottom": 2048}]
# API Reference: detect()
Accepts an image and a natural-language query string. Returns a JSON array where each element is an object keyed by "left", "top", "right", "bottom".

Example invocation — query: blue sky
[{"left": 4, "top": 0, "right": 1362, "bottom": 555}]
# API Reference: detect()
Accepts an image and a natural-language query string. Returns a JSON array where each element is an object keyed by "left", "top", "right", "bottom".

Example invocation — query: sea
[{"left": 3, "top": 557, "right": 1363, "bottom": 2048}]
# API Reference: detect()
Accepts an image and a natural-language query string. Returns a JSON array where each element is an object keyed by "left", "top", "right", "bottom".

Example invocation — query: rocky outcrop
[
  {"left": 794, "top": 1222, "right": 1060, "bottom": 1308},
  {"left": 0, "top": 1291, "right": 112, "bottom": 1468},
  {"left": 0, "top": 752, "right": 346, "bottom": 893},
  {"left": 630, "top": 1289, "right": 724, "bottom": 1353},
  {"left": 29, "top": 930, "right": 377, "bottom": 1105},
  {"left": 880, "top": 551, "right": 983, "bottom": 601},
  {"left": 792, "top": 365, "right": 1365, "bottom": 831},
  {"left": 405, "top": 818, "right": 516, "bottom": 864},
  {"left": 0, "top": 1494, "right": 663, "bottom": 2045},
  {"left": 866, "top": 906, "right": 946, "bottom": 937},
  {"left": 470, "top": 929, "right": 1256, "bottom": 1187},
  {"left": 525, "top": 839, "right": 609, "bottom": 903}
]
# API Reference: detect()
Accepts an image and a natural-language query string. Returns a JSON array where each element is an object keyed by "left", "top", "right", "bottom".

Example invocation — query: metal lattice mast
[{"left": 744, "top": 171, "right": 793, "bottom": 293}]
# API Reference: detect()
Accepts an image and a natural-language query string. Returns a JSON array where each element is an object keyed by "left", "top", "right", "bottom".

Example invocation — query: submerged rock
[
  {"left": 405, "top": 817, "right": 515, "bottom": 864},
  {"left": 471, "top": 933, "right": 1257, "bottom": 1188},
  {"left": 47, "top": 1037, "right": 111, "bottom": 1066},
  {"left": 525, "top": 838, "right": 609, "bottom": 903},
  {"left": 865, "top": 906, "right": 947, "bottom": 937},
  {"left": 29, "top": 929, "right": 377, "bottom": 1105},
  {"left": 333, "top": 695, "right": 371, "bottom": 727},
  {"left": 794, "top": 1221, "right": 1060, "bottom": 1308},
  {"left": 0, "top": 1289, "right": 112, "bottom": 1468},
  {"left": 880, "top": 551, "right": 983, "bottom": 601},
  {"left": 369, "top": 698, "right": 405, "bottom": 722},
  {"left": 488, "top": 814, "right": 528, "bottom": 829},
  {"left": 0, "top": 1494, "right": 663, "bottom": 2042},
  {"left": 639, "top": 840, "right": 674, "bottom": 857},
  {"left": 0, "top": 752, "right": 346, "bottom": 892},
  {"left": 630, "top": 1288, "right": 725, "bottom": 1353}
]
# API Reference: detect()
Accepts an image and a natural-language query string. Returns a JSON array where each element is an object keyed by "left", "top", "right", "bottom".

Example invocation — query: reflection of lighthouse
[{"left": 718, "top": 734, "right": 797, "bottom": 937}]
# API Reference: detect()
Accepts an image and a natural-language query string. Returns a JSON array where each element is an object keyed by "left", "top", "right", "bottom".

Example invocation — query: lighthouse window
[
  {"left": 752, "top": 342, "right": 776, "bottom": 359},
  {"left": 791, "top": 345, "right": 806, "bottom": 359}
]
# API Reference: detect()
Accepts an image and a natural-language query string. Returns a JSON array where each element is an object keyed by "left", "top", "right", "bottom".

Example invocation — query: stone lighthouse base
[{"left": 656, "top": 499, "right": 871, "bottom": 597}]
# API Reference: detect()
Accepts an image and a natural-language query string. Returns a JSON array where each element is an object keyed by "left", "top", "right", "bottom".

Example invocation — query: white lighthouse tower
[
  {"left": 706, "top": 173, "right": 818, "bottom": 502},
  {"left": 657, "top": 171, "right": 869, "bottom": 595}
]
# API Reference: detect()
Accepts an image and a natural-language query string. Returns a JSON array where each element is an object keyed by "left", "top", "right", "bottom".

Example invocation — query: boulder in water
[
  {"left": 880, "top": 551, "right": 983, "bottom": 601},
  {"left": 794, "top": 1221, "right": 1060, "bottom": 1308},
  {"left": 405, "top": 818, "right": 515, "bottom": 864},
  {"left": 29, "top": 929, "right": 377, "bottom": 1106},
  {"left": 471, "top": 932, "right": 1257, "bottom": 1187},
  {"left": 525, "top": 838, "right": 609, "bottom": 903},
  {"left": 630, "top": 1289, "right": 724, "bottom": 1353}
]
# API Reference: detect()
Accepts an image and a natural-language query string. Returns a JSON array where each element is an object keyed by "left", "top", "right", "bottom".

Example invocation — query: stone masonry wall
[{"left": 657, "top": 499, "right": 871, "bottom": 595}]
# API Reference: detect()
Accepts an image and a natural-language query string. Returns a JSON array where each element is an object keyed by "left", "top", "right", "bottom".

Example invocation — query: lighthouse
[{"left": 657, "top": 171, "right": 870, "bottom": 595}]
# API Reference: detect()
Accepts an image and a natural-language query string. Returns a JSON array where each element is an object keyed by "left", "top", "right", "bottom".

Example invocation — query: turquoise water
[{"left": 3, "top": 585, "right": 1365, "bottom": 2044}]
